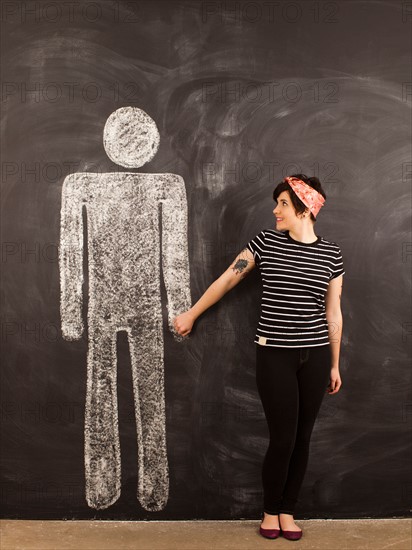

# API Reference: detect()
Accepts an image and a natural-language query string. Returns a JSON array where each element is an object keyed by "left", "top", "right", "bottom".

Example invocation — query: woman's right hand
[{"left": 173, "top": 310, "right": 196, "bottom": 337}]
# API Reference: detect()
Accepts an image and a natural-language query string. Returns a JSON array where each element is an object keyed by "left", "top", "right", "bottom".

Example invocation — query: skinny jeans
[{"left": 255, "top": 342, "right": 331, "bottom": 515}]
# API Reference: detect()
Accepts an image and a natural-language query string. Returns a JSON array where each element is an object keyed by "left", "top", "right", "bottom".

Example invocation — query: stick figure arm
[
  {"left": 161, "top": 176, "right": 192, "bottom": 341},
  {"left": 59, "top": 174, "right": 85, "bottom": 340}
]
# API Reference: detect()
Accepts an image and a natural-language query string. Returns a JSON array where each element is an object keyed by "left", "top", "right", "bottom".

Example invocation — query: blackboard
[{"left": 1, "top": 0, "right": 411, "bottom": 520}]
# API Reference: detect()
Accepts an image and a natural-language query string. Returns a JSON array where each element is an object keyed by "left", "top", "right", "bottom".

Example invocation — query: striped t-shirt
[{"left": 246, "top": 229, "right": 345, "bottom": 348}]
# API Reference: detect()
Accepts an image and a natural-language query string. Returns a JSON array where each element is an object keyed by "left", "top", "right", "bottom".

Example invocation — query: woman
[{"left": 173, "top": 174, "right": 345, "bottom": 541}]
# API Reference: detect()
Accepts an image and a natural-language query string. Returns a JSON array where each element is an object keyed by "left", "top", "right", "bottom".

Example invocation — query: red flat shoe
[
  {"left": 279, "top": 514, "right": 303, "bottom": 540},
  {"left": 259, "top": 513, "right": 281, "bottom": 539},
  {"left": 260, "top": 525, "right": 281, "bottom": 539},
  {"left": 281, "top": 528, "right": 303, "bottom": 540}
]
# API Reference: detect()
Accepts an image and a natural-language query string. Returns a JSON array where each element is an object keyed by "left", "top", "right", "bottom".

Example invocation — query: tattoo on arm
[
  {"left": 231, "top": 249, "right": 252, "bottom": 279},
  {"left": 232, "top": 259, "right": 248, "bottom": 275}
]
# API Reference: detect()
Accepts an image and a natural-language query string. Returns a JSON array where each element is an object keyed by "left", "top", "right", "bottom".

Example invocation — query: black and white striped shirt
[{"left": 246, "top": 229, "right": 345, "bottom": 348}]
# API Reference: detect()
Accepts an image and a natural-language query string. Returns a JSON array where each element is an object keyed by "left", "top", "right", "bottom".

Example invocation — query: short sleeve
[
  {"left": 246, "top": 230, "right": 266, "bottom": 266},
  {"left": 330, "top": 244, "right": 345, "bottom": 280}
]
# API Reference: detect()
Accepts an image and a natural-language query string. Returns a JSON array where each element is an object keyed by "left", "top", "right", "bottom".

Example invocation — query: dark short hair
[{"left": 273, "top": 174, "right": 327, "bottom": 222}]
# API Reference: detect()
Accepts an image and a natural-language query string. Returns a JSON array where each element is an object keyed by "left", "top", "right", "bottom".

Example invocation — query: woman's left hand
[{"left": 327, "top": 366, "right": 342, "bottom": 394}]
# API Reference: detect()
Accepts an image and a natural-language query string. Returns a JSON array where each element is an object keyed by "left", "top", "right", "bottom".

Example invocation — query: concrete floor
[{"left": 1, "top": 519, "right": 411, "bottom": 550}]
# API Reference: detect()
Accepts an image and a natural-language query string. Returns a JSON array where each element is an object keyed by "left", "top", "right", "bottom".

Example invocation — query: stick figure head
[{"left": 103, "top": 106, "right": 160, "bottom": 168}]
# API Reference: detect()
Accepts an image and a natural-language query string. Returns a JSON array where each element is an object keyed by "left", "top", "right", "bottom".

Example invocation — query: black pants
[{"left": 255, "top": 343, "right": 331, "bottom": 515}]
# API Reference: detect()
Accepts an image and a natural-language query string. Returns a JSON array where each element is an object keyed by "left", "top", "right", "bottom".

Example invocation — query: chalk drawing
[{"left": 59, "top": 106, "right": 191, "bottom": 511}]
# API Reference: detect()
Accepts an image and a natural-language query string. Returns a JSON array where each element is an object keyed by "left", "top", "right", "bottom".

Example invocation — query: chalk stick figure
[{"left": 59, "top": 106, "right": 191, "bottom": 511}]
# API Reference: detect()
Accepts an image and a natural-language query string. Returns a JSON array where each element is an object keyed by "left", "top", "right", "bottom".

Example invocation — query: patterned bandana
[{"left": 284, "top": 176, "right": 325, "bottom": 218}]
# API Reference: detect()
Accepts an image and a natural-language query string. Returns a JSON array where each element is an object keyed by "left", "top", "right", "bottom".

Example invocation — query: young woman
[{"left": 173, "top": 174, "right": 345, "bottom": 541}]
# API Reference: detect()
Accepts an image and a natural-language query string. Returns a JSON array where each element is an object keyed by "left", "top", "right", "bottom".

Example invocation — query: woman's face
[
  {"left": 273, "top": 191, "right": 297, "bottom": 229},
  {"left": 273, "top": 190, "right": 311, "bottom": 229}
]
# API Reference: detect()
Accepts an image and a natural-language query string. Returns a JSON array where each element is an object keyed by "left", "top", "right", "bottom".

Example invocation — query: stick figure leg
[
  {"left": 84, "top": 323, "right": 121, "bottom": 509},
  {"left": 128, "top": 314, "right": 169, "bottom": 512}
]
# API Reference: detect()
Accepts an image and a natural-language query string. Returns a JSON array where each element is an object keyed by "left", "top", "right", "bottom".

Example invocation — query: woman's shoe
[
  {"left": 259, "top": 525, "right": 281, "bottom": 539},
  {"left": 279, "top": 515, "right": 303, "bottom": 540},
  {"left": 259, "top": 513, "right": 281, "bottom": 539},
  {"left": 281, "top": 529, "right": 302, "bottom": 540}
]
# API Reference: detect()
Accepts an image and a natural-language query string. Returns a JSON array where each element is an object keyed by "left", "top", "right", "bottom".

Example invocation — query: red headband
[{"left": 284, "top": 176, "right": 325, "bottom": 218}]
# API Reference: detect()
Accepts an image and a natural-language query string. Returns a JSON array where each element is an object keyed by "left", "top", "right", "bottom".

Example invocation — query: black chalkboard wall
[{"left": 1, "top": 0, "right": 411, "bottom": 520}]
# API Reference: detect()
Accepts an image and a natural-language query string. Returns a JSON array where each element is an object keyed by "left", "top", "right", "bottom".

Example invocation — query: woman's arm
[
  {"left": 325, "top": 274, "right": 344, "bottom": 395},
  {"left": 325, "top": 274, "right": 344, "bottom": 367},
  {"left": 173, "top": 247, "right": 256, "bottom": 337}
]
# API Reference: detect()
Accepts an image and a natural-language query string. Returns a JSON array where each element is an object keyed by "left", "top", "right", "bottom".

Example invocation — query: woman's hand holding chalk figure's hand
[
  {"left": 171, "top": 248, "right": 256, "bottom": 340},
  {"left": 173, "top": 311, "right": 195, "bottom": 337}
]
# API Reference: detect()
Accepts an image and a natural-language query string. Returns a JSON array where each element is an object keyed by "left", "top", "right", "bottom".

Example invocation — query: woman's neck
[{"left": 288, "top": 224, "right": 317, "bottom": 244}]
